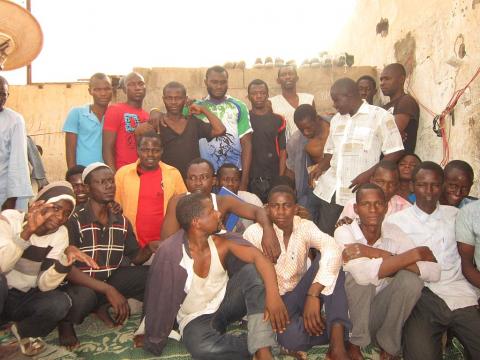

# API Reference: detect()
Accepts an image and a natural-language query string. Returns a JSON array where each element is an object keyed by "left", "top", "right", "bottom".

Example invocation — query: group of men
[{"left": 0, "top": 61, "right": 479, "bottom": 360}]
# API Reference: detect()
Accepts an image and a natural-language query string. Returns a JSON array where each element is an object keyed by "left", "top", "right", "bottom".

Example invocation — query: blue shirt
[{"left": 62, "top": 105, "right": 104, "bottom": 166}]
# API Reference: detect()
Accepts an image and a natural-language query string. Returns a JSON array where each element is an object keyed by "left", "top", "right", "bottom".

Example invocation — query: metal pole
[{"left": 26, "top": 0, "right": 32, "bottom": 84}]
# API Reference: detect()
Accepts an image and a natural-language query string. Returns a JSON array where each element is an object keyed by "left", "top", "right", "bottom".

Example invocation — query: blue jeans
[
  {"left": 277, "top": 253, "right": 351, "bottom": 351},
  {"left": 182, "top": 264, "right": 277, "bottom": 360}
]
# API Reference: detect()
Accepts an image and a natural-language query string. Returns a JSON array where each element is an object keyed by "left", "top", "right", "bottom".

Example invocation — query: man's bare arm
[
  {"left": 239, "top": 133, "right": 253, "bottom": 191},
  {"left": 278, "top": 149, "right": 287, "bottom": 176},
  {"left": 102, "top": 130, "right": 117, "bottom": 172},
  {"left": 458, "top": 242, "right": 480, "bottom": 289},
  {"left": 160, "top": 195, "right": 183, "bottom": 240},
  {"left": 65, "top": 132, "right": 77, "bottom": 169}
]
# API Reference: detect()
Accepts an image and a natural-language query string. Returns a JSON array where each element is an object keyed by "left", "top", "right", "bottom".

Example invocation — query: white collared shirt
[
  {"left": 314, "top": 101, "right": 404, "bottom": 206},
  {"left": 243, "top": 216, "right": 342, "bottom": 296},
  {"left": 385, "top": 204, "right": 479, "bottom": 310},
  {"left": 334, "top": 221, "right": 440, "bottom": 294}
]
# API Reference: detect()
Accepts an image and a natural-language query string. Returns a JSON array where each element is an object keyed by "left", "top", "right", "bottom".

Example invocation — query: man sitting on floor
[
  {"left": 385, "top": 161, "right": 480, "bottom": 359},
  {"left": 143, "top": 192, "right": 288, "bottom": 359},
  {"left": 65, "top": 165, "right": 88, "bottom": 206},
  {"left": 336, "top": 160, "right": 411, "bottom": 226},
  {"left": 161, "top": 158, "right": 281, "bottom": 262},
  {"left": 335, "top": 183, "right": 439, "bottom": 359},
  {"left": 0, "top": 182, "right": 94, "bottom": 356},
  {"left": 244, "top": 185, "right": 351, "bottom": 360},
  {"left": 58, "top": 163, "right": 152, "bottom": 349}
]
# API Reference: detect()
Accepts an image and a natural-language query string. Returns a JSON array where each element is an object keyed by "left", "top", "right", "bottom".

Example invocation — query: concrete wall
[
  {"left": 331, "top": 0, "right": 480, "bottom": 194},
  {"left": 6, "top": 66, "right": 376, "bottom": 181}
]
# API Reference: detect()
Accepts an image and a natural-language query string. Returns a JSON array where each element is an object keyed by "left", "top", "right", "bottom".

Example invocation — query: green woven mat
[{"left": 0, "top": 314, "right": 466, "bottom": 359}]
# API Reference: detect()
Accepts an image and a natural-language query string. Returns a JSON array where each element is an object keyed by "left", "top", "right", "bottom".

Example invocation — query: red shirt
[
  {"left": 135, "top": 166, "right": 164, "bottom": 247},
  {"left": 103, "top": 103, "right": 148, "bottom": 170}
]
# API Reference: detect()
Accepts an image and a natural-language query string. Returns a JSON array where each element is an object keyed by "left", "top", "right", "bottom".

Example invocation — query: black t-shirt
[
  {"left": 384, "top": 94, "right": 420, "bottom": 153},
  {"left": 160, "top": 116, "right": 213, "bottom": 178},
  {"left": 249, "top": 111, "right": 286, "bottom": 179}
]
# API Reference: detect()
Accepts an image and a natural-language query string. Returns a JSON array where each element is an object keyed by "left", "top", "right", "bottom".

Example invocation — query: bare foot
[
  {"left": 280, "top": 346, "right": 308, "bottom": 360},
  {"left": 58, "top": 321, "right": 79, "bottom": 350},
  {"left": 346, "top": 342, "right": 364, "bottom": 360},
  {"left": 326, "top": 346, "right": 351, "bottom": 360},
  {"left": 95, "top": 304, "right": 115, "bottom": 327},
  {"left": 133, "top": 334, "right": 144, "bottom": 348},
  {"left": 380, "top": 349, "right": 399, "bottom": 360}
]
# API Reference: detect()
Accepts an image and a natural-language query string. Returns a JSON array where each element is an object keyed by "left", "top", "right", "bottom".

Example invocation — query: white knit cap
[{"left": 81, "top": 162, "right": 112, "bottom": 183}]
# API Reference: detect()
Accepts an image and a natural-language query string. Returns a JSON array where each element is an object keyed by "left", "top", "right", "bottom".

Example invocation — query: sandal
[{"left": 10, "top": 323, "right": 46, "bottom": 356}]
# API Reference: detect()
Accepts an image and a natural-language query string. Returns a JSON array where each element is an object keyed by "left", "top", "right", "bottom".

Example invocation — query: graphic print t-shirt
[
  {"left": 194, "top": 96, "right": 252, "bottom": 172},
  {"left": 103, "top": 103, "right": 149, "bottom": 170}
]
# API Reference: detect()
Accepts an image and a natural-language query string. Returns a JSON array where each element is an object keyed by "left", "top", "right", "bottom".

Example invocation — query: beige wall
[
  {"left": 332, "top": 0, "right": 480, "bottom": 194},
  {"left": 6, "top": 66, "right": 376, "bottom": 181}
]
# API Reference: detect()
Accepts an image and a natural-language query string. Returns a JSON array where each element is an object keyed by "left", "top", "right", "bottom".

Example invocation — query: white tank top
[{"left": 177, "top": 236, "right": 228, "bottom": 334}]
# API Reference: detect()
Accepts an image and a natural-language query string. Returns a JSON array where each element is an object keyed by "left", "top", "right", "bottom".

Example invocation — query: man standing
[
  {"left": 63, "top": 73, "right": 113, "bottom": 168},
  {"left": 247, "top": 79, "right": 286, "bottom": 201},
  {"left": 270, "top": 65, "right": 315, "bottom": 140},
  {"left": 385, "top": 162, "right": 480, "bottom": 359},
  {"left": 336, "top": 183, "right": 438, "bottom": 359},
  {"left": 155, "top": 81, "right": 225, "bottom": 178},
  {"left": 0, "top": 76, "right": 33, "bottom": 211},
  {"left": 380, "top": 63, "right": 420, "bottom": 153},
  {"left": 356, "top": 75, "right": 377, "bottom": 105},
  {"left": 190, "top": 66, "right": 252, "bottom": 190},
  {"left": 311, "top": 78, "right": 404, "bottom": 235},
  {"left": 244, "top": 186, "right": 351, "bottom": 360},
  {"left": 103, "top": 72, "right": 149, "bottom": 172},
  {"left": 115, "top": 133, "right": 186, "bottom": 249},
  {"left": 58, "top": 163, "right": 152, "bottom": 349}
]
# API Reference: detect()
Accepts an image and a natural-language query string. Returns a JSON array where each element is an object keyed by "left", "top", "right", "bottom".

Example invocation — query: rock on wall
[
  {"left": 332, "top": 0, "right": 480, "bottom": 194},
  {"left": 6, "top": 66, "right": 376, "bottom": 181}
]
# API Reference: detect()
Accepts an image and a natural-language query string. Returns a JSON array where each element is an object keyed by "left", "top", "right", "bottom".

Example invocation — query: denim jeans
[{"left": 182, "top": 264, "right": 277, "bottom": 360}]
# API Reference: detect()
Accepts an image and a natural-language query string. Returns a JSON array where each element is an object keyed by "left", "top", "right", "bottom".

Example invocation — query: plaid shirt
[{"left": 67, "top": 202, "right": 139, "bottom": 281}]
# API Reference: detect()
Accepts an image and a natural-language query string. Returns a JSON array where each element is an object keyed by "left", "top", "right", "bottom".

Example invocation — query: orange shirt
[{"left": 114, "top": 161, "right": 187, "bottom": 238}]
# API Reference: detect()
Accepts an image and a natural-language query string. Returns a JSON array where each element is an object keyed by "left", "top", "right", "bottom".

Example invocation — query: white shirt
[
  {"left": 334, "top": 221, "right": 440, "bottom": 294},
  {"left": 244, "top": 216, "right": 342, "bottom": 295},
  {"left": 385, "top": 204, "right": 479, "bottom": 310},
  {"left": 0, "top": 108, "right": 33, "bottom": 210},
  {"left": 313, "top": 101, "right": 404, "bottom": 206},
  {"left": 270, "top": 93, "right": 314, "bottom": 141}
]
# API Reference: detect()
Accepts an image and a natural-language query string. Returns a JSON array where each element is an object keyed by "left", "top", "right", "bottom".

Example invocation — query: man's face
[
  {"left": 39, "top": 199, "right": 74, "bottom": 234},
  {"left": 380, "top": 68, "right": 402, "bottom": 97},
  {"left": 186, "top": 163, "right": 215, "bottom": 195},
  {"left": 89, "top": 78, "right": 113, "bottom": 107},
  {"left": 138, "top": 138, "right": 162, "bottom": 171},
  {"left": 87, "top": 168, "right": 116, "bottom": 204},
  {"left": 67, "top": 173, "right": 89, "bottom": 204},
  {"left": 218, "top": 168, "right": 241, "bottom": 194},
  {"left": 0, "top": 82, "right": 8, "bottom": 111},
  {"left": 124, "top": 74, "right": 146, "bottom": 103},
  {"left": 398, "top": 155, "right": 420, "bottom": 181},
  {"left": 195, "top": 198, "right": 222, "bottom": 234},
  {"left": 296, "top": 117, "right": 318, "bottom": 139},
  {"left": 370, "top": 167, "right": 399, "bottom": 202},
  {"left": 277, "top": 66, "right": 298, "bottom": 90},
  {"left": 267, "top": 192, "right": 297, "bottom": 230},
  {"left": 248, "top": 84, "right": 269, "bottom": 110},
  {"left": 357, "top": 79, "right": 376, "bottom": 104},
  {"left": 163, "top": 88, "right": 187, "bottom": 115},
  {"left": 413, "top": 169, "right": 443, "bottom": 211},
  {"left": 354, "top": 189, "right": 387, "bottom": 227},
  {"left": 443, "top": 168, "right": 473, "bottom": 207},
  {"left": 330, "top": 89, "right": 352, "bottom": 115},
  {"left": 205, "top": 71, "right": 228, "bottom": 100}
]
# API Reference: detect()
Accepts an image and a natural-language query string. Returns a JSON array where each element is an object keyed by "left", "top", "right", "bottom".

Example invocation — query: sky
[{"left": 3, "top": 0, "right": 357, "bottom": 84}]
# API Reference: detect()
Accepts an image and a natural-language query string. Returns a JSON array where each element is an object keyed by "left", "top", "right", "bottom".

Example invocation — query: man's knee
[
  {"left": 238, "top": 264, "right": 262, "bottom": 287},
  {"left": 46, "top": 291, "right": 72, "bottom": 321},
  {"left": 393, "top": 270, "right": 423, "bottom": 296},
  {"left": 64, "top": 286, "right": 98, "bottom": 323}
]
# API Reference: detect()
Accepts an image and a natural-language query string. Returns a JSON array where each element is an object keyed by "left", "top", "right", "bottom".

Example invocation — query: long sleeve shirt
[
  {"left": 243, "top": 216, "right": 342, "bottom": 296},
  {"left": 0, "top": 210, "right": 71, "bottom": 292},
  {"left": 334, "top": 221, "right": 440, "bottom": 293},
  {"left": 385, "top": 204, "right": 479, "bottom": 310}
]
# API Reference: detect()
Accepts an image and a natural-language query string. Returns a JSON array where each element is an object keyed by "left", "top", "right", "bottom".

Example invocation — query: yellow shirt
[{"left": 114, "top": 161, "right": 187, "bottom": 235}]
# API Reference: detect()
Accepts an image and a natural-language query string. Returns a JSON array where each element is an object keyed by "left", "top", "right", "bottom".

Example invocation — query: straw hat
[{"left": 0, "top": 0, "right": 43, "bottom": 70}]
